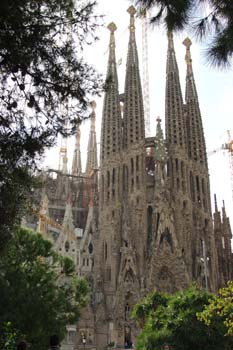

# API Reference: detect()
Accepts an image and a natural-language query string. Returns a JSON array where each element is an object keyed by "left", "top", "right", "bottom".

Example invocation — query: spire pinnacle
[
  {"left": 100, "top": 21, "right": 122, "bottom": 164},
  {"left": 107, "top": 22, "right": 117, "bottom": 51},
  {"left": 222, "top": 200, "right": 227, "bottom": 219},
  {"left": 214, "top": 194, "right": 218, "bottom": 212},
  {"left": 62, "top": 197, "right": 75, "bottom": 232},
  {"left": 155, "top": 117, "right": 168, "bottom": 163},
  {"left": 123, "top": 5, "right": 144, "bottom": 147},
  {"left": 165, "top": 30, "right": 186, "bottom": 148},
  {"left": 183, "top": 37, "right": 193, "bottom": 73},
  {"left": 90, "top": 100, "right": 97, "bottom": 110},
  {"left": 72, "top": 125, "right": 82, "bottom": 176},
  {"left": 90, "top": 100, "right": 96, "bottom": 131},
  {"left": 107, "top": 22, "right": 117, "bottom": 33},
  {"left": 127, "top": 5, "right": 136, "bottom": 17},
  {"left": 184, "top": 36, "right": 208, "bottom": 168},
  {"left": 127, "top": 6, "right": 136, "bottom": 36},
  {"left": 106, "top": 22, "right": 117, "bottom": 82},
  {"left": 86, "top": 101, "right": 98, "bottom": 175}
]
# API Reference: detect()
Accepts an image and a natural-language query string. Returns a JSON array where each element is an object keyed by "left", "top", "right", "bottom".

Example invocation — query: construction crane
[
  {"left": 226, "top": 130, "right": 233, "bottom": 201},
  {"left": 58, "top": 18, "right": 74, "bottom": 173},
  {"left": 139, "top": 9, "right": 151, "bottom": 137},
  {"left": 208, "top": 130, "right": 233, "bottom": 201}
]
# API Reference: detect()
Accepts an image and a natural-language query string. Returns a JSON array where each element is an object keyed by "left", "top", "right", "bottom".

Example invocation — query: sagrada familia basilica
[{"left": 26, "top": 6, "right": 233, "bottom": 350}]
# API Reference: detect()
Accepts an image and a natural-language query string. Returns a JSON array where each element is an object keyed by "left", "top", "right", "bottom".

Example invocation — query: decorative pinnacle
[
  {"left": 127, "top": 5, "right": 136, "bottom": 16},
  {"left": 214, "top": 194, "right": 218, "bottom": 212},
  {"left": 156, "top": 116, "right": 161, "bottom": 123},
  {"left": 90, "top": 100, "right": 96, "bottom": 129},
  {"left": 90, "top": 100, "right": 96, "bottom": 111},
  {"left": 222, "top": 200, "right": 227, "bottom": 218},
  {"left": 128, "top": 6, "right": 136, "bottom": 32},
  {"left": 107, "top": 22, "right": 117, "bottom": 33},
  {"left": 183, "top": 37, "right": 192, "bottom": 49},
  {"left": 183, "top": 37, "right": 192, "bottom": 67}
]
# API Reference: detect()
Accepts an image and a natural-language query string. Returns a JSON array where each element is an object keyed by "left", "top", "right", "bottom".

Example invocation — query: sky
[{"left": 44, "top": 0, "right": 233, "bottom": 224}]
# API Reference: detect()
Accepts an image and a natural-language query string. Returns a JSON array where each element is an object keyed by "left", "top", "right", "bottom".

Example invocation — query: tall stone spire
[
  {"left": 222, "top": 200, "right": 227, "bottom": 220},
  {"left": 38, "top": 194, "right": 49, "bottom": 234},
  {"left": 183, "top": 38, "right": 211, "bottom": 212},
  {"left": 154, "top": 117, "right": 168, "bottom": 191},
  {"left": 100, "top": 22, "right": 122, "bottom": 165},
  {"left": 165, "top": 32, "right": 188, "bottom": 197},
  {"left": 183, "top": 37, "right": 207, "bottom": 167},
  {"left": 123, "top": 6, "right": 145, "bottom": 148},
  {"left": 213, "top": 194, "right": 221, "bottom": 233},
  {"left": 62, "top": 152, "right": 68, "bottom": 174},
  {"left": 86, "top": 101, "right": 98, "bottom": 176},
  {"left": 221, "top": 200, "right": 233, "bottom": 283},
  {"left": 62, "top": 197, "right": 75, "bottom": 232},
  {"left": 154, "top": 117, "right": 168, "bottom": 163},
  {"left": 214, "top": 194, "right": 218, "bottom": 212},
  {"left": 165, "top": 32, "right": 186, "bottom": 149},
  {"left": 72, "top": 126, "right": 82, "bottom": 176}
]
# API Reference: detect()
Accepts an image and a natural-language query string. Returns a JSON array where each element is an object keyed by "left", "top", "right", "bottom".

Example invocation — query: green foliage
[
  {"left": 0, "top": 322, "right": 21, "bottom": 350},
  {"left": 133, "top": 285, "right": 233, "bottom": 350},
  {"left": 132, "top": 291, "right": 168, "bottom": 327},
  {"left": 198, "top": 280, "right": 233, "bottom": 336},
  {"left": 0, "top": 226, "right": 90, "bottom": 350},
  {"left": 135, "top": 0, "right": 233, "bottom": 67},
  {"left": 0, "top": 0, "right": 103, "bottom": 250}
]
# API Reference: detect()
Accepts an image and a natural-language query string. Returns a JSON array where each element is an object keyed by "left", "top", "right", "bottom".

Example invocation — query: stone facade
[
  {"left": 27, "top": 6, "right": 233, "bottom": 350},
  {"left": 84, "top": 7, "right": 232, "bottom": 349}
]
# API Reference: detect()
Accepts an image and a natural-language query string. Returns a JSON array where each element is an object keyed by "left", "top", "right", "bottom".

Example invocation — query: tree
[
  {"left": 0, "top": 322, "right": 22, "bottom": 350},
  {"left": 198, "top": 280, "right": 233, "bottom": 336},
  {"left": 0, "top": 226, "right": 90, "bottom": 350},
  {"left": 0, "top": 0, "right": 102, "bottom": 250},
  {"left": 132, "top": 285, "right": 233, "bottom": 350},
  {"left": 135, "top": 0, "right": 233, "bottom": 67}
]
